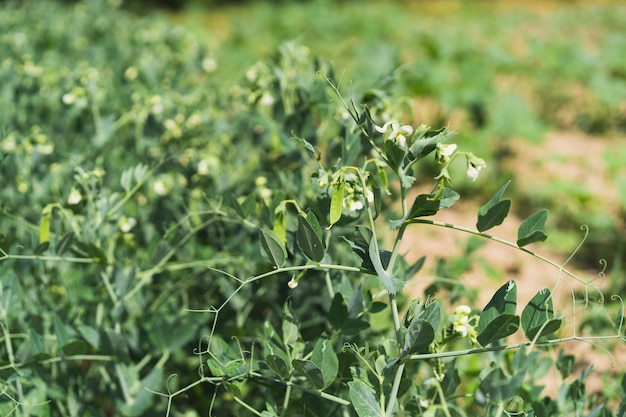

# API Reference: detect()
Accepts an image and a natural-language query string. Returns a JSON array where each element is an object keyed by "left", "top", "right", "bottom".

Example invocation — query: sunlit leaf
[
  {"left": 297, "top": 212, "right": 325, "bottom": 262},
  {"left": 439, "top": 187, "right": 460, "bottom": 209},
  {"left": 476, "top": 181, "right": 511, "bottom": 232},
  {"left": 476, "top": 314, "right": 520, "bottom": 347},
  {"left": 409, "top": 127, "right": 455, "bottom": 161},
  {"left": 329, "top": 181, "right": 345, "bottom": 227},
  {"left": 477, "top": 280, "right": 519, "bottom": 346},
  {"left": 408, "top": 194, "right": 440, "bottom": 220},
  {"left": 369, "top": 236, "right": 396, "bottom": 295},
  {"left": 476, "top": 199, "right": 511, "bottom": 232},
  {"left": 348, "top": 380, "right": 383, "bottom": 417},
  {"left": 521, "top": 288, "right": 562, "bottom": 340},
  {"left": 259, "top": 228, "right": 287, "bottom": 268},
  {"left": 282, "top": 302, "right": 299, "bottom": 348},
  {"left": 517, "top": 209, "right": 549, "bottom": 247},
  {"left": 39, "top": 204, "right": 53, "bottom": 244},
  {"left": 311, "top": 338, "right": 338, "bottom": 390}
]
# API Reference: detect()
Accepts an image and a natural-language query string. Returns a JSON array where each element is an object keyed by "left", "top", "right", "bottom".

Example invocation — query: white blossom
[
  {"left": 375, "top": 121, "right": 413, "bottom": 151},
  {"left": 466, "top": 155, "right": 487, "bottom": 181}
]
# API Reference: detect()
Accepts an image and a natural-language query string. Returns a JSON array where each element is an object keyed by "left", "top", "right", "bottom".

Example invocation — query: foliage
[{"left": 0, "top": 1, "right": 625, "bottom": 417}]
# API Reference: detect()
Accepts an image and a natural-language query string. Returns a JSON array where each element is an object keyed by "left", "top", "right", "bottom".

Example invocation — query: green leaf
[
  {"left": 476, "top": 199, "right": 511, "bottom": 232},
  {"left": 348, "top": 380, "right": 383, "bottom": 417},
  {"left": 439, "top": 187, "right": 460, "bottom": 209},
  {"left": 297, "top": 212, "right": 325, "bottom": 262},
  {"left": 476, "top": 314, "right": 520, "bottom": 347},
  {"left": 259, "top": 229, "right": 287, "bottom": 268},
  {"left": 517, "top": 209, "right": 549, "bottom": 247},
  {"left": 341, "top": 318, "right": 370, "bottom": 336},
  {"left": 224, "top": 193, "right": 245, "bottom": 218},
  {"left": 62, "top": 340, "right": 89, "bottom": 355},
  {"left": 408, "top": 194, "right": 440, "bottom": 219},
  {"left": 311, "top": 338, "right": 338, "bottom": 390},
  {"left": 477, "top": 280, "right": 519, "bottom": 346},
  {"left": 265, "top": 340, "right": 291, "bottom": 379},
  {"left": 293, "top": 359, "right": 324, "bottom": 390},
  {"left": 402, "top": 300, "right": 440, "bottom": 355},
  {"left": 329, "top": 292, "right": 348, "bottom": 330},
  {"left": 55, "top": 232, "right": 75, "bottom": 255},
  {"left": 29, "top": 329, "right": 45, "bottom": 356},
  {"left": 53, "top": 313, "right": 69, "bottom": 348},
  {"left": 409, "top": 127, "right": 455, "bottom": 161},
  {"left": 39, "top": 204, "right": 53, "bottom": 244},
  {"left": 478, "top": 181, "right": 511, "bottom": 215},
  {"left": 383, "top": 140, "right": 406, "bottom": 172},
  {"left": 76, "top": 324, "right": 100, "bottom": 349},
  {"left": 476, "top": 181, "right": 511, "bottom": 232},
  {"left": 441, "top": 359, "right": 460, "bottom": 397},
  {"left": 522, "top": 288, "right": 562, "bottom": 340},
  {"left": 329, "top": 181, "right": 345, "bottom": 227},
  {"left": 282, "top": 302, "right": 299, "bottom": 348},
  {"left": 403, "top": 319, "right": 435, "bottom": 355},
  {"left": 369, "top": 236, "right": 397, "bottom": 295},
  {"left": 477, "top": 366, "right": 525, "bottom": 403}
]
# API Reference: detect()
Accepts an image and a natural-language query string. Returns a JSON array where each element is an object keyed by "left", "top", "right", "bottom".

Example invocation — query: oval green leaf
[
  {"left": 517, "top": 209, "right": 549, "bottom": 247},
  {"left": 329, "top": 182, "right": 345, "bottom": 227},
  {"left": 259, "top": 229, "right": 287, "bottom": 268},
  {"left": 297, "top": 212, "right": 325, "bottom": 262},
  {"left": 348, "top": 380, "right": 383, "bottom": 417}
]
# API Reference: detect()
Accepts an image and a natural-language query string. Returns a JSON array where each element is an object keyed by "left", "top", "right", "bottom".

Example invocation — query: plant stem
[{"left": 408, "top": 219, "right": 589, "bottom": 285}]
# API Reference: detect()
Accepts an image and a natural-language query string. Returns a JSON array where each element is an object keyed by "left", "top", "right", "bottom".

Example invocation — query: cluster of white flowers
[{"left": 448, "top": 305, "right": 478, "bottom": 344}]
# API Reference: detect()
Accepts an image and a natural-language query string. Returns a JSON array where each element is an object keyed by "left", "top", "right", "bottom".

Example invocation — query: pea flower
[
  {"left": 448, "top": 305, "right": 478, "bottom": 344},
  {"left": 375, "top": 121, "right": 414, "bottom": 151},
  {"left": 435, "top": 143, "right": 457, "bottom": 164},
  {"left": 466, "top": 154, "right": 487, "bottom": 181},
  {"left": 287, "top": 277, "right": 298, "bottom": 289}
]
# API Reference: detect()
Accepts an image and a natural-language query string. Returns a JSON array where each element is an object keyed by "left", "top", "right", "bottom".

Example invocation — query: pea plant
[
  {"left": 0, "top": 2, "right": 624, "bottom": 416},
  {"left": 153, "top": 73, "right": 626, "bottom": 416}
]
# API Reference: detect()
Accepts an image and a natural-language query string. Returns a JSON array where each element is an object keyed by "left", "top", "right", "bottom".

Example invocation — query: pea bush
[{"left": 0, "top": 1, "right": 624, "bottom": 416}]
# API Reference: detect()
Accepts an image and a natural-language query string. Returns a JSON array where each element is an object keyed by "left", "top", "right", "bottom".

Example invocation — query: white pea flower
[
  {"left": 375, "top": 121, "right": 413, "bottom": 151},
  {"left": 118, "top": 216, "right": 137, "bottom": 233},
  {"left": 124, "top": 66, "right": 138, "bottom": 81},
  {"left": 287, "top": 277, "right": 299, "bottom": 289},
  {"left": 448, "top": 305, "right": 478, "bottom": 344},
  {"left": 344, "top": 195, "right": 365, "bottom": 212},
  {"left": 67, "top": 188, "right": 82, "bottom": 205},
  {"left": 201, "top": 57, "right": 218, "bottom": 73},
  {"left": 466, "top": 154, "right": 487, "bottom": 181},
  {"left": 436, "top": 143, "right": 457, "bottom": 163}
]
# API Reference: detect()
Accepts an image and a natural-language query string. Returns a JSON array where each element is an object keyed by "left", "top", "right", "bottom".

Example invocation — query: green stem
[
  {"left": 385, "top": 362, "right": 405, "bottom": 417},
  {"left": 406, "top": 334, "right": 622, "bottom": 362},
  {"left": 407, "top": 219, "right": 588, "bottom": 285}
]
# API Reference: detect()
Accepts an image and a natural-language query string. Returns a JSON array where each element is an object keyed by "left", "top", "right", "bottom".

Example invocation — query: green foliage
[{"left": 0, "top": 1, "right": 624, "bottom": 417}]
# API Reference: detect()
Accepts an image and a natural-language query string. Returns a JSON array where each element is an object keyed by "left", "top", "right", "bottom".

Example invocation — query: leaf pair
[
  {"left": 259, "top": 210, "right": 325, "bottom": 267},
  {"left": 477, "top": 181, "right": 549, "bottom": 247},
  {"left": 477, "top": 280, "right": 561, "bottom": 346}
]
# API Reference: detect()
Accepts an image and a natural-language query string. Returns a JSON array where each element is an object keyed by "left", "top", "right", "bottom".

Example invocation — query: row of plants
[{"left": 0, "top": 0, "right": 624, "bottom": 416}]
